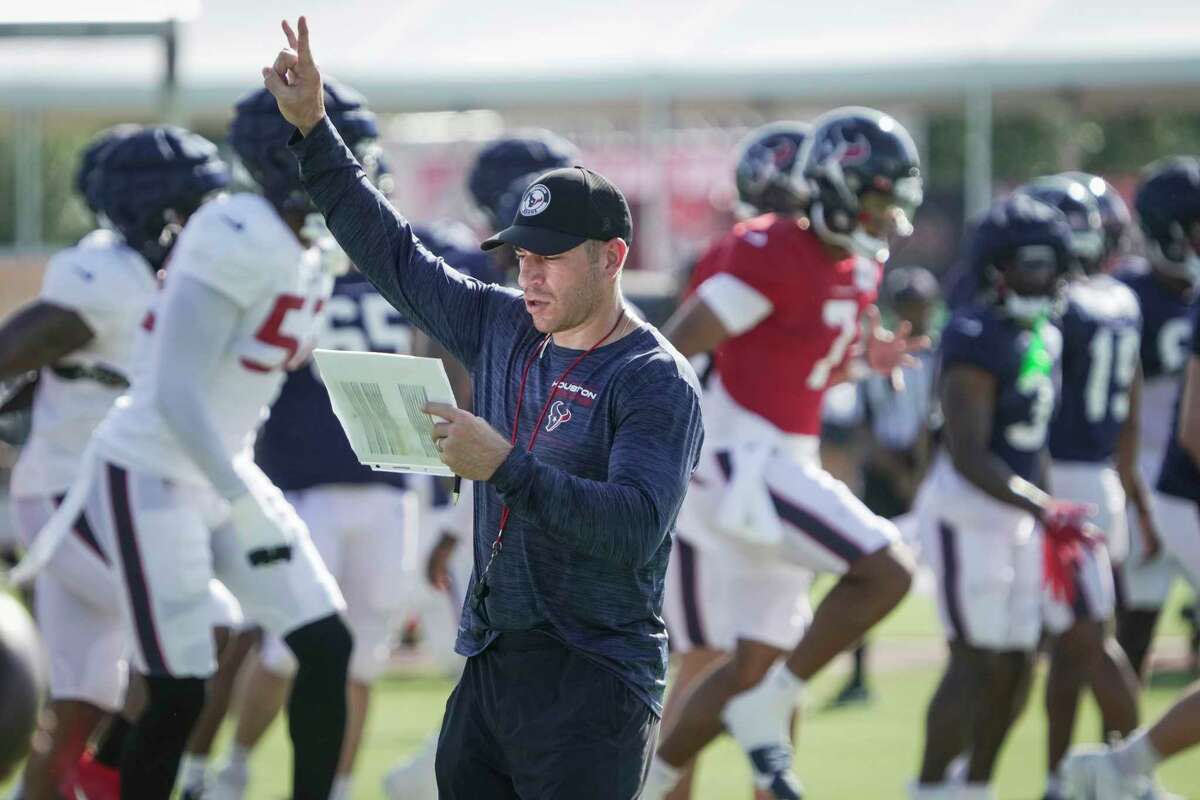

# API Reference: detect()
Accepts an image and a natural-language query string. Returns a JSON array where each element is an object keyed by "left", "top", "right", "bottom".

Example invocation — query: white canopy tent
[{"left": 3, "top": 0, "right": 1200, "bottom": 247}]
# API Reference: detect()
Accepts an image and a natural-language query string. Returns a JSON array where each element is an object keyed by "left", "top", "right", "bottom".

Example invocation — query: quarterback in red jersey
[{"left": 648, "top": 107, "right": 926, "bottom": 800}]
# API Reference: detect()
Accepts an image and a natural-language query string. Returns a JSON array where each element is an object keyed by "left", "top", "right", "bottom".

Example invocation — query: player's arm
[
  {"left": 661, "top": 272, "right": 773, "bottom": 358},
  {"left": 152, "top": 276, "right": 296, "bottom": 565},
  {"left": 0, "top": 301, "right": 94, "bottom": 381},
  {"left": 940, "top": 364, "right": 1050, "bottom": 519},
  {"left": 1117, "top": 364, "right": 1162, "bottom": 557},
  {"left": 151, "top": 277, "right": 250, "bottom": 501}
]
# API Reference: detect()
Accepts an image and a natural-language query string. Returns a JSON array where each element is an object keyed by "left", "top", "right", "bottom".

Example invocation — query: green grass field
[
  {"left": 4, "top": 586, "right": 1199, "bottom": 798},
  {"left": 228, "top": 586, "right": 1200, "bottom": 800}
]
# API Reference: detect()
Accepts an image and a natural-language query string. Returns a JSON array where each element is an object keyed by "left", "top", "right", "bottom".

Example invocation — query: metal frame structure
[{"left": 0, "top": 18, "right": 179, "bottom": 248}]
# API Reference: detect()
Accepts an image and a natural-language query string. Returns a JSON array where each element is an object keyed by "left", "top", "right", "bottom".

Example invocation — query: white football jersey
[
  {"left": 10, "top": 230, "right": 158, "bottom": 498},
  {"left": 95, "top": 193, "right": 333, "bottom": 487}
]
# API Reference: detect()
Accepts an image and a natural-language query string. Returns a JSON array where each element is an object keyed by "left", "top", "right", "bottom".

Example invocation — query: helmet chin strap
[{"left": 811, "top": 203, "right": 890, "bottom": 262}]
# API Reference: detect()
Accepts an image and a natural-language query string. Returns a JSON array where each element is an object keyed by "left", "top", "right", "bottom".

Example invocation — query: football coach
[{"left": 263, "top": 18, "right": 703, "bottom": 799}]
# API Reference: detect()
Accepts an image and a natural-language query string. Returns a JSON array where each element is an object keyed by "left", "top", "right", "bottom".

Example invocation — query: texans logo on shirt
[{"left": 545, "top": 400, "right": 572, "bottom": 432}]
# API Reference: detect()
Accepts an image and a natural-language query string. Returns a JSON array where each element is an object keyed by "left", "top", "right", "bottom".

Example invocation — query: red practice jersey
[{"left": 688, "top": 214, "right": 881, "bottom": 436}]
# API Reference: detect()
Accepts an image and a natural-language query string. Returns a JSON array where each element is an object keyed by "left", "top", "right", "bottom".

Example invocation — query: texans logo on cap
[{"left": 519, "top": 184, "right": 552, "bottom": 217}]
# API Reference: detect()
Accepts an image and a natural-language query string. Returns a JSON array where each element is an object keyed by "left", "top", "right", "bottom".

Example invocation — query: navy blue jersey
[
  {"left": 1048, "top": 276, "right": 1142, "bottom": 463},
  {"left": 940, "top": 305, "right": 1061, "bottom": 482},
  {"left": 256, "top": 271, "right": 413, "bottom": 492},
  {"left": 1156, "top": 304, "right": 1200, "bottom": 501},
  {"left": 1117, "top": 268, "right": 1193, "bottom": 382}
]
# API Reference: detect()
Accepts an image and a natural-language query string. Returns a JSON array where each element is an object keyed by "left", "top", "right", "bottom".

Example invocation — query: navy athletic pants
[{"left": 434, "top": 631, "right": 658, "bottom": 799}]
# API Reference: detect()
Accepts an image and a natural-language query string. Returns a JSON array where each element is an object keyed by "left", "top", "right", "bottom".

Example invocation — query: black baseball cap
[{"left": 481, "top": 166, "right": 633, "bottom": 256}]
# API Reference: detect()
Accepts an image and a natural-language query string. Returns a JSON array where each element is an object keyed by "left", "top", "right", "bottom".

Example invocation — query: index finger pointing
[{"left": 422, "top": 402, "right": 461, "bottom": 421}]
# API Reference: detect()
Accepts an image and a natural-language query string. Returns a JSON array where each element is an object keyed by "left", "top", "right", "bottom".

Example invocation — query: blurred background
[
  {"left": 3, "top": 4, "right": 1200, "bottom": 797},
  {"left": 3, "top": 0, "right": 1200, "bottom": 311}
]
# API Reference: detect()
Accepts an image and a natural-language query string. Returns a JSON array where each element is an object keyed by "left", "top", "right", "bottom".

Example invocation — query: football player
[
  {"left": 1019, "top": 175, "right": 1147, "bottom": 799},
  {"left": 912, "top": 194, "right": 1080, "bottom": 799},
  {"left": 644, "top": 108, "right": 925, "bottom": 800},
  {"left": 211, "top": 224, "right": 486, "bottom": 800},
  {"left": 1115, "top": 157, "right": 1200, "bottom": 679},
  {"left": 0, "top": 124, "right": 230, "bottom": 800},
  {"left": 657, "top": 120, "right": 815, "bottom": 800},
  {"left": 52, "top": 81, "right": 379, "bottom": 799},
  {"left": 1063, "top": 296, "right": 1200, "bottom": 799}
]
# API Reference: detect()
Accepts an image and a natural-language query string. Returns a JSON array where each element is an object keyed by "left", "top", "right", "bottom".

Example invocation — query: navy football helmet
[
  {"left": 1019, "top": 175, "right": 1104, "bottom": 274},
  {"left": 75, "top": 124, "right": 141, "bottom": 216},
  {"left": 1060, "top": 171, "right": 1131, "bottom": 267},
  {"left": 733, "top": 121, "right": 811, "bottom": 216},
  {"left": 798, "top": 106, "right": 922, "bottom": 263},
  {"left": 1135, "top": 156, "right": 1200, "bottom": 283},
  {"left": 970, "top": 193, "right": 1074, "bottom": 322},
  {"left": 230, "top": 79, "right": 380, "bottom": 214},
  {"left": 90, "top": 126, "right": 231, "bottom": 268},
  {"left": 467, "top": 131, "right": 579, "bottom": 232}
]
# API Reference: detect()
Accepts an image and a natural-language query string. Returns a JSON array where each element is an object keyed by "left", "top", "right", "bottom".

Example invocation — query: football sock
[
  {"left": 1112, "top": 728, "right": 1160, "bottom": 779},
  {"left": 723, "top": 662, "right": 805, "bottom": 751},
  {"left": 330, "top": 775, "right": 352, "bottom": 800},
  {"left": 179, "top": 753, "right": 208, "bottom": 791},
  {"left": 120, "top": 676, "right": 206, "bottom": 799},
  {"left": 285, "top": 613, "right": 352, "bottom": 800}
]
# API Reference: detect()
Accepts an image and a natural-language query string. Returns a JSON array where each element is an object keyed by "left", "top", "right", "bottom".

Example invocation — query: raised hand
[
  {"left": 261, "top": 16, "right": 325, "bottom": 136},
  {"left": 862, "top": 305, "right": 931, "bottom": 391}
]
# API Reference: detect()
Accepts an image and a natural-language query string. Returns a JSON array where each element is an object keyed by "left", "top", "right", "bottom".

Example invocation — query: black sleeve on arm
[
  {"left": 290, "top": 119, "right": 507, "bottom": 369},
  {"left": 489, "top": 373, "right": 704, "bottom": 568}
]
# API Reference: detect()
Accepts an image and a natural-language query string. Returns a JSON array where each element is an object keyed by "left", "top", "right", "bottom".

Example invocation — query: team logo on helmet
[
  {"left": 819, "top": 126, "right": 872, "bottom": 168},
  {"left": 519, "top": 184, "right": 552, "bottom": 217},
  {"left": 545, "top": 400, "right": 572, "bottom": 432}
]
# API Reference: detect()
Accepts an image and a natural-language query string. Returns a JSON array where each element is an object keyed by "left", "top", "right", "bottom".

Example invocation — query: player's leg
[
  {"left": 1040, "top": 465, "right": 1135, "bottom": 790},
  {"left": 329, "top": 484, "right": 417, "bottom": 799},
  {"left": 649, "top": 551, "right": 809, "bottom": 800},
  {"left": 10, "top": 496, "right": 127, "bottom": 800},
  {"left": 914, "top": 497, "right": 1040, "bottom": 795},
  {"left": 86, "top": 462, "right": 220, "bottom": 798},
  {"left": 646, "top": 531, "right": 736, "bottom": 800},
  {"left": 212, "top": 468, "right": 351, "bottom": 800},
  {"left": 720, "top": 459, "right": 912, "bottom": 795},
  {"left": 213, "top": 484, "right": 351, "bottom": 799},
  {"left": 385, "top": 480, "right": 474, "bottom": 800},
  {"left": 962, "top": 526, "right": 1042, "bottom": 787},
  {"left": 917, "top": 641, "right": 979, "bottom": 784},
  {"left": 1115, "top": 494, "right": 1175, "bottom": 679},
  {"left": 1064, "top": 680, "right": 1200, "bottom": 797}
]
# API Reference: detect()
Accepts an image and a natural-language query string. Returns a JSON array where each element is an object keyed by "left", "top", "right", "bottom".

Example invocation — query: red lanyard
[{"left": 473, "top": 312, "right": 625, "bottom": 608}]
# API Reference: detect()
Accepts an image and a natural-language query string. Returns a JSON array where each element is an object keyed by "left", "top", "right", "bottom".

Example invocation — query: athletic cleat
[
  {"left": 747, "top": 744, "right": 804, "bottom": 800},
  {"left": 828, "top": 679, "right": 873, "bottom": 708},
  {"left": 1061, "top": 745, "right": 1146, "bottom": 799},
  {"left": 208, "top": 760, "right": 249, "bottom": 800}
]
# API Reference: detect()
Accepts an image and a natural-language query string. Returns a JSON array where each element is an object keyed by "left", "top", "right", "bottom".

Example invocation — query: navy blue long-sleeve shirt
[{"left": 290, "top": 119, "right": 703, "bottom": 714}]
